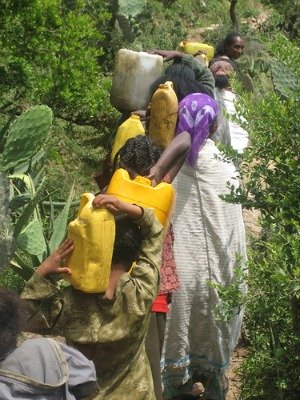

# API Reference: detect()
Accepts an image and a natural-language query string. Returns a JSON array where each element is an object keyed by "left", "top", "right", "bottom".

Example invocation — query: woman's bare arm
[{"left": 148, "top": 131, "right": 191, "bottom": 185}]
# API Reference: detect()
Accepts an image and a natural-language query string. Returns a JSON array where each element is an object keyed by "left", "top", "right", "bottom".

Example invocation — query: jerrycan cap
[
  {"left": 130, "top": 114, "right": 141, "bottom": 120},
  {"left": 159, "top": 81, "right": 174, "bottom": 90}
]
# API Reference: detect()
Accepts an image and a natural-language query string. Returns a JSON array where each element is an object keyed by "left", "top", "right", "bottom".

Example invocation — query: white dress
[
  {"left": 213, "top": 88, "right": 249, "bottom": 154},
  {"left": 161, "top": 139, "right": 247, "bottom": 398}
]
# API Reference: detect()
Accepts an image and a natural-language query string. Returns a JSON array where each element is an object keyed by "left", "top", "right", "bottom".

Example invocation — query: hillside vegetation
[{"left": 0, "top": 1, "right": 299, "bottom": 399}]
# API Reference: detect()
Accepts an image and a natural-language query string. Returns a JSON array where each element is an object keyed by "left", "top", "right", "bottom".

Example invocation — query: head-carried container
[
  {"left": 110, "top": 115, "right": 145, "bottom": 163},
  {"left": 106, "top": 168, "right": 175, "bottom": 228},
  {"left": 148, "top": 81, "right": 178, "bottom": 148},
  {"left": 179, "top": 41, "right": 215, "bottom": 66},
  {"left": 66, "top": 193, "right": 116, "bottom": 293},
  {"left": 110, "top": 49, "right": 163, "bottom": 112}
]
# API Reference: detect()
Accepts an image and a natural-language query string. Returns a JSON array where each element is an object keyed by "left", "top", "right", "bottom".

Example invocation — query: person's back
[
  {"left": 0, "top": 337, "right": 96, "bottom": 400},
  {"left": 210, "top": 59, "right": 249, "bottom": 153},
  {"left": 21, "top": 196, "right": 164, "bottom": 400},
  {"left": 0, "top": 287, "right": 97, "bottom": 400}
]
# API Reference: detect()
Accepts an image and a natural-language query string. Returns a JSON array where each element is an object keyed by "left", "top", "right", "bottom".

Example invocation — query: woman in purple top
[{"left": 149, "top": 71, "right": 247, "bottom": 400}]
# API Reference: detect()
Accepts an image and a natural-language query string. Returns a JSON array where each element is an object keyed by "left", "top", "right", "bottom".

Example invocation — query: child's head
[
  {"left": 112, "top": 214, "right": 142, "bottom": 270},
  {"left": 113, "top": 135, "right": 162, "bottom": 178},
  {"left": 0, "top": 287, "right": 26, "bottom": 359}
]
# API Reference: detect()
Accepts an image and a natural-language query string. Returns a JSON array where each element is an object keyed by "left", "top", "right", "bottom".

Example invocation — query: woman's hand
[
  {"left": 147, "top": 49, "right": 182, "bottom": 62},
  {"left": 131, "top": 110, "right": 147, "bottom": 120},
  {"left": 147, "top": 165, "right": 165, "bottom": 187},
  {"left": 36, "top": 239, "right": 74, "bottom": 277},
  {"left": 93, "top": 194, "right": 143, "bottom": 220}
]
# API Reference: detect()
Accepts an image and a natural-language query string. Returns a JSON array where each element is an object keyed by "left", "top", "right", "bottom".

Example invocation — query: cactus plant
[
  {"left": 116, "top": 13, "right": 135, "bottom": 42},
  {"left": 270, "top": 60, "right": 299, "bottom": 99},
  {"left": 0, "top": 173, "right": 16, "bottom": 271},
  {"left": 17, "top": 218, "right": 47, "bottom": 257},
  {"left": 0, "top": 105, "right": 76, "bottom": 280},
  {"left": 1, "top": 105, "right": 53, "bottom": 172},
  {"left": 112, "top": 0, "right": 146, "bottom": 17},
  {"left": 112, "top": 0, "right": 146, "bottom": 42}
]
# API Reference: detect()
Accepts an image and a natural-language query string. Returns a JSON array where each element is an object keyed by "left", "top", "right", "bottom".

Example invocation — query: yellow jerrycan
[
  {"left": 179, "top": 41, "right": 215, "bottom": 65},
  {"left": 110, "top": 115, "right": 145, "bottom": 163},
  {"left": 65, "top": 193, "right": 116, "bottom": 294},
  {"left": 106, "top": 168, "right": 175, "bottom": 228},
  {"left": 148, "top": 81, "right": 178, "bottom": 148}
]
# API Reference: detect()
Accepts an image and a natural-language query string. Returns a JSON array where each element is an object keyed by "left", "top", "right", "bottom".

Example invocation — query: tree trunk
[{"left": 229, "top": 0, "right": 238, "bottom": 31}]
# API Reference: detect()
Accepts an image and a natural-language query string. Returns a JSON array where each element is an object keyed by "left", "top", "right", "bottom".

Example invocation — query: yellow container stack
[
  {"left": 66, "top": 193, "right": 116, "bottom": 294},
  {"left": 179, "top": 41, "right": 215, "bottom": 66},
  {"left": 107, "top": 168, "right": 175, "bottom": 228},
  {"left": 148, "top": 81, "right": 178, "bottom": 148},
  {"left": 110, "top": 115, "right": 145, "bottom": 163}
]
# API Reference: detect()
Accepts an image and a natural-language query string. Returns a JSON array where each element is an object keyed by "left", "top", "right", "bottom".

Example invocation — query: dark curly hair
[
  {"left": 113, "top": 135, "right": 163, "bottom": 178},
  {"left": 0, "top": 287, "right": 26, "bottom": 359},
  {"left": 110, "top": 135, "right": 163, "bottom": 269},
  {"left": 112, "top": 215, "right": 142, "bottom": 269},
  {"left": 150, "top": 61, "right": 214, "bottom": 101},
  {"left": 215, "top": 32, "right": 244, "bottom": 58}
]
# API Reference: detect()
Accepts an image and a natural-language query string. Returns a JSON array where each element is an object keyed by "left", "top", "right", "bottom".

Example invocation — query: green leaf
[
  {"left": 16, "top": 218, "right": 47, "bottom": 256},
  {"left": 48, "top": 183, "right": 75, "bottom": 253},
  {"left": 8, "top": 173, "right": 35, "bottom": 196},
  {"left": 13, "top": 177, "right": 46, "bottom": 238},
  {"left": 10, "top": 254, "right": 35, "bottom": 281}
]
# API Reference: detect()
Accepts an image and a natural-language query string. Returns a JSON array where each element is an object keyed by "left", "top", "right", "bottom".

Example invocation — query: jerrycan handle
[
  {"left": 77, "top": 193, "right": 94, "bottom": 215},
  {"left": 134, "top": 175, "right": 152, "bottom": 186}
]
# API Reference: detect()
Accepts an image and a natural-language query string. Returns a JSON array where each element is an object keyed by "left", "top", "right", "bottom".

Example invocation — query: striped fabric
[{"left": 161, "top": 139, "right": 247, "bottom": 399}]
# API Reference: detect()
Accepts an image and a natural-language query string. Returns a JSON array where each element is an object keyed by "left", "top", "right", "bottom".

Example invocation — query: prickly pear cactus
[
  {"left": 1, "top": 105, "right": 53, "bottom": 172},
  {"left": 113, "top": 0, "right": 146, "bottom": 17},
  {"left": 270, "top": 60, "right": 299, "bottom": 99},
  {"left": 116, "top": 13, "right": 135, "bottom": 42},
  {"left": 113, "top": 0, "right": 146, "bottom": 42},
  {"left": 0, "top": 173, "right": 16, "bottom": 271},
  {"left": 17, "top": 218, "right": 47, "bottom": 256}
]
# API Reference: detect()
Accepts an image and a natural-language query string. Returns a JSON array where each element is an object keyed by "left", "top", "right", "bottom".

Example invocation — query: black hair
[
  {"left": 112, "top": 214, "right": 142, "bottom": 269},
  {"left": 214, "top": 75, "right": 231, "bottom": 89},
  {"left": 0, "top": 287, "right": 26, "bottom": 359},
  {"left": 215, "top": 32, "right": 244, "bottom": 57},
  {"left": 150, "top": 61, "right": 214, "bottom": 101},
  {"left": 110, "top": 135, "right": 162, "bottom": 269},
  {"left": 113, "top": 135, "right": 163, "bottom": 178}
]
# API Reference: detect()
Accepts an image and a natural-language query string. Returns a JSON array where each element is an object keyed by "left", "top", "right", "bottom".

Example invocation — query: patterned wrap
[
  {"left": 158, "top": 225, "right": 180, "bottom": 295},
  {"left": 175, "top": 93, "right": 218, "bottom": 167}
]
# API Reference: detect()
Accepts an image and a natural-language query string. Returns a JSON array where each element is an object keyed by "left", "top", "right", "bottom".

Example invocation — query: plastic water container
[
  {"left": 110, "top": 49, "right": 163, "bottom": 112},
  {"left": 66, "top": 193, "right": 116, "bottom": 294},
  {"left": 179, "top": 41, "right": 215, "bottom": 61},
  {"left": 110, "top": 115, "right": 145, "bottom": 163},
  {"left": 148, "top": 81, "right": 178, "bottom": 148},
  {"left": 106, "top": 168, "right": 175, "bottom": 228}
]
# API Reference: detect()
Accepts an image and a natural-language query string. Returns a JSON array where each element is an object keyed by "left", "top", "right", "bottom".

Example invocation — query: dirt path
[{"left": 227, "top": 346, "right": 249, "bottom": 400}]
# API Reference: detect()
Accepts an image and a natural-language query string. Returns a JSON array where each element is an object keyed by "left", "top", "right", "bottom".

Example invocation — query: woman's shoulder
[{"left": 179, "top": 92, "right": 215, "bottom": 105}]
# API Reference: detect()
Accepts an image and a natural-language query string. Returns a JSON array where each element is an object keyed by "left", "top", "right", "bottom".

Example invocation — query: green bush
[
  {"left": 223, "top": 31, "right": 300, "bottom": 399},
  {"left": 0, "top": 0, "right": 112, "bottom": 123}
]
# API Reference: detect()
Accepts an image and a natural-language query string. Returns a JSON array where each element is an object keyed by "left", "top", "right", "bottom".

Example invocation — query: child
[
  {"left": 0, "top": 286, "right": 98, "bottom": 399},
  {"left": 101, "top": 135, "right": 180, "bottom": 400},
  {"left": 21, "top": 195, "right": 164, "bottom": 400}
]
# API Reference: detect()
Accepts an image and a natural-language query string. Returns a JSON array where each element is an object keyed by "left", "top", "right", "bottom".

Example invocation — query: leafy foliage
[
  {"left": 222, "top": 31, "right": 300, "bottom": 399},
  {"left": 260, "top": 0, "right": 300, "bottom": 40},
  {"left": 0, "top": 105, "right": 77, "bottom": 282},
  {"left": 0, "top": 0, "right": 112, "bottom": 123}
]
